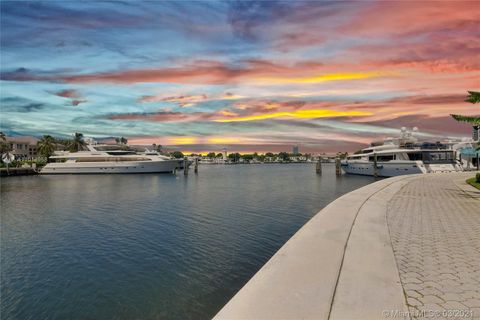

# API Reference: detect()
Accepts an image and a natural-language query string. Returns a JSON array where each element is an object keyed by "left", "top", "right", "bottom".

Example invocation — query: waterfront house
[{"left": 6, "top": 136, "right": 39, "bottom": 161}]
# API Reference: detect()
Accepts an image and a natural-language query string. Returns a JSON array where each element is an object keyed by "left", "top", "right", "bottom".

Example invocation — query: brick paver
[{"left": 387, "top": 173, "right": 480, "bottom": 319}]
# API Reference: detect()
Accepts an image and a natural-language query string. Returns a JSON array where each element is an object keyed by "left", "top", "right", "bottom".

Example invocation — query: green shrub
[
  {"left": 9, "top": 160, "right": 22, "bottom": 168},
  {"left": 36, "top": 159, "right": 47, "bottom": 168},
  {"left": 476, "top": 173, "right": 480, "bottom": 183}
]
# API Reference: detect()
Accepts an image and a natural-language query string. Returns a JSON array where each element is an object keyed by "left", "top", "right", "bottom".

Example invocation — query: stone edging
[{"left": 214, "top": 175, "right": 416, "bottom": 320}]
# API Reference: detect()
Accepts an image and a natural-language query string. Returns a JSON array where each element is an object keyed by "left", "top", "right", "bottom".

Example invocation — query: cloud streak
[
  {"left": 0, "top": 60, "right": 394, "bottom": 86},
  {"left": 213, "top": 109, "right": 372, "bottom": 122}
]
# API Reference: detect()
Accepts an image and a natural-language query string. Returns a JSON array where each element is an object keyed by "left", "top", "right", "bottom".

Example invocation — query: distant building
[
  {"left": 292, "top": 145, "right": 299, "bottom": 155},
  {"left": 222, "top": 148, "right": 227, "bottom": 160},
  {"left": 6, "top": 136, "right": 39, "bottom": 160}
]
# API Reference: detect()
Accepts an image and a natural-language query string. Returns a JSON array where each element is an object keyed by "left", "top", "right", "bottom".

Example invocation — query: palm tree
[
  {"left": 37, "top": 135, "right": 56, "bottom": 160},
  {"left": 451, "top": 91, "right": 480, "bottom": 151},
  {"left": 0, "top": 131, "right": 11, "bottom": 154},
  {"left": 69, "top": 132, "right": 86, "bottom": 152},
  {"left": 451, "top": 91, "right": 480, "bottom": 125}
]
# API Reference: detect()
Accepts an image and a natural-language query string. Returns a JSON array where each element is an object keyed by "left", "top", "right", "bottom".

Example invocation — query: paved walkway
[
  {"left": 387, "top": 173, "right": 480, "bottom": 319},
  {"left": 215, "top": 173, "right": 480, "bottom": 320}
]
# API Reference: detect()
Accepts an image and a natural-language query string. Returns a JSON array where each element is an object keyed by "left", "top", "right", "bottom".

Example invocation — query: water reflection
[{"left": 1, "top": 164, "right": 375, "bottom": 319}]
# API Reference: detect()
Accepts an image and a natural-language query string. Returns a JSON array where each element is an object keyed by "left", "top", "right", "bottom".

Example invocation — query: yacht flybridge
[
  {"left": 41, "top": 144, "right": 181, "bottom": 174},
  {"left": 341, "top": 128, "right": 464, "bottom": 177}
]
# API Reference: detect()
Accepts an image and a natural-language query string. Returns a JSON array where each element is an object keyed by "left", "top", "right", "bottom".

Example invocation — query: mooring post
[
  {"left": 194, "top": 157, "right": 199, "bottom": 174},
  {"left": 316, "top": 158, "right": 322, "bottom": 175},
  {"left": 335, "top": 157, "right": 341, "bottom": 176},
  {"left": 183, "top": 157, "right": 188, "bottom": 176},
  {"left": 373, "top": 153, "right": 378, "bottom": 177}
]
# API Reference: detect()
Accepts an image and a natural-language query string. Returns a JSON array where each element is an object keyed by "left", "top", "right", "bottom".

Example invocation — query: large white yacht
[
  {"left": 41, "top": 144, "right": 181, "bottom": 174},
  {"left": 341, "top": 128, "right": 464, "bottom": 177}
]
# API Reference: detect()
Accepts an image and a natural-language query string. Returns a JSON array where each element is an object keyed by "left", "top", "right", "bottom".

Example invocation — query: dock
[{"left": 0, "top": 167, "right": 38, "bottom": 177}]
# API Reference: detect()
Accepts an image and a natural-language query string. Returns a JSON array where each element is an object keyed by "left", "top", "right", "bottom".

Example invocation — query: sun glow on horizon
[{"left": 168, "top": 137, "right": 198, "bottom": 145}]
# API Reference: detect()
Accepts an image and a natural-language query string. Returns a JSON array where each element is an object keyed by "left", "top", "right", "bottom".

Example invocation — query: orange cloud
[
  {"left": 213, "top": 109, "right": 372, "bottom": 122},
  {"left": 254, "top": 71, "right": 389, "bottom": 84},
  {"left": 218, "top": 110, "right": 239, "bottom": 117},
  {"left": 168, "top": 136, "right": 198, "bottom": 145},
  {"left": 207, "top": 137, "right": 242, "bottom": 144}
]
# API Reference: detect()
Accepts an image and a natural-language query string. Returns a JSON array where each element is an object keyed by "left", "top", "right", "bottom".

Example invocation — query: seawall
[{"left": 214, "top": 175, "right": 416, "bottom": 319}]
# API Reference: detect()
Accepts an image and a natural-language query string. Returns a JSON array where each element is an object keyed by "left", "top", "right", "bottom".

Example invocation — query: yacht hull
[
  {"left": 40, "top": 160, "right": 180, "bottom": 174},
  {"left": 341, "top": 160, "right": 462, "bottom": 177},
  {"left": 341, "top": 161, "right": 425, "bottom": 177}
]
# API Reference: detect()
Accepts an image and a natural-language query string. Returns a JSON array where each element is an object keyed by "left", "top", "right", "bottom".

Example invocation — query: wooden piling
[
  {"left": 373, "top": 153, "right": 378, "bottom": 177},
  {"left": 316, "top": 159, "right": 322, "bottom": 174},
  {"left": 194, "top": 157, "right": 199, "bottom": 174},
  {"left": 335, "top": 158, "right": 341, "bottom": 176},
  {"left": 183, "top": 157, "right": 188, "bottom": 176}
]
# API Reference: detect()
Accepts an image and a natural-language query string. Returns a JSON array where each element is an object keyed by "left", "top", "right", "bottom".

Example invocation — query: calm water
[{"left": 1, "top": 164, "right": 375, "bottom": 320}]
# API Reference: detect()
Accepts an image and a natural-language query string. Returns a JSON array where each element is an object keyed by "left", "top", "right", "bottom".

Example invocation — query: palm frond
[
  {"left": 466, "top": 91, "right": 480, "bottom": 104},
  {"left": 450, "top": 114, "right": 480, "bottom": 124}
]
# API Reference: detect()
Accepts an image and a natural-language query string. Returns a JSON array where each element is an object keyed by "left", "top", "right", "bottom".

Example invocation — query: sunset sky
[{"left": 1, "top": 1, "right": 479, "bottom": 153}]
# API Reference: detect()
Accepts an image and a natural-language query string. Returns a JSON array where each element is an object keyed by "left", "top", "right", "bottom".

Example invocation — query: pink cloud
[
  {"left": 53, "top": 89, "right": 81, "bottom": 98},
  {"left": 340, "top": 1, "right": 478, "bottom": 37},
  {"left": 48, "top": 89, "right": 86, "bottom": 106}
]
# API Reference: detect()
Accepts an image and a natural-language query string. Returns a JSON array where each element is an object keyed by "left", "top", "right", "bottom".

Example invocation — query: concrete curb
[
  {"left": 453, "top": 171, "right": 480, "bottom": 197},
  {"left": 329, "top": 176, "right": 412, "bottom": 320},
  {"left": 214, "top": 175, "right": 414, "bottom": 320}
]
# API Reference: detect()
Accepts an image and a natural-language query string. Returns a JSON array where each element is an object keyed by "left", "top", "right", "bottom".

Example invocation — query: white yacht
[
  {"left": 341, "top": 128, "right": 463, "bottom": 177},
  {"left": 41, "top": 145, "right": 181, "bottom": 174}
]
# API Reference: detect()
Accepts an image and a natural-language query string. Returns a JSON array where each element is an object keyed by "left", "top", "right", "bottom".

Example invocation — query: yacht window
[
  {"left": 378, "top": 155, "right": 394, "bottom": 161},
  {"left": 408, "top": 153, "right": 423, "bottom": 161},
  {"left": 75, "top": 157, "right": 151, "bottom": 162},
  {"left": 368, "top": 155, "right": 394, "bottom": 161},
  {"left": 106, "top": 151, "right": 136, "bottom": 155},
  {"left": 422, "top": 151, "right": 455, "bottom": 163}
]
